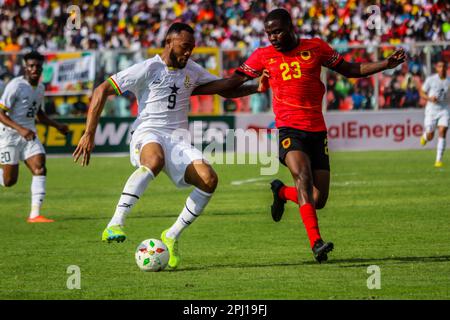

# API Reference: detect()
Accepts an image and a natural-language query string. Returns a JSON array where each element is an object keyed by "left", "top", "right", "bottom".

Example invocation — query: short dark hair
[
  {"left": 265, "top": 8, "right": 293, "bottom": 26},
  {"left": 165, "top": 22, "right": 194, "bottom": 40},
  {"left": 23, "top": 51, "right": 44, "bottom": 63}
]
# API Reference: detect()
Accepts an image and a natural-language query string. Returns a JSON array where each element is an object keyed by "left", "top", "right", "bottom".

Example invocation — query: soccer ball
[{"left": 135, "top": 239, "right": 169, "bottom": 272}]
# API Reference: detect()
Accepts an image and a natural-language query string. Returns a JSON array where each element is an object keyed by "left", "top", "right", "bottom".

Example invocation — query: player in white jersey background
[
  {"left": 73, "top": 23, "right": 264, "bottom": 269},
  {"left": 0, "top": 51, "right": 69, "bottom": 223},
  {"left": 419, "top": 59, "right": 449, "bottom": 168}
]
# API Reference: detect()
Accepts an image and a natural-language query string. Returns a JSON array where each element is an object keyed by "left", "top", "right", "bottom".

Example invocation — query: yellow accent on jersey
[
  {"left": 0, "top": 103, "right": 10, "bottom": 111},
  {"left": 107, "top": 77, "right": 122, "bottom": 96}
]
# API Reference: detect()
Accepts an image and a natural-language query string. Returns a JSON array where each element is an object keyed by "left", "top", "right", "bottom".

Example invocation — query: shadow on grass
[
  {"left": 173, "top": 255, "right": 450, "bottom": 272},
  {"left": 58, "top": 214, "right": 178, "bottom": 221},
  {"left": 57, "top": 210, "right": 260, "bottom": 221}
]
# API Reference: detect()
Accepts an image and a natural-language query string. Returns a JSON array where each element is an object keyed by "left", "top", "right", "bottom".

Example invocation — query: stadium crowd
[
  {"left": 0, "top": 0, "right": 449, "bottom": 115},
  {"left": 1, "top": 0, "right": 449, "bottom": 52}
]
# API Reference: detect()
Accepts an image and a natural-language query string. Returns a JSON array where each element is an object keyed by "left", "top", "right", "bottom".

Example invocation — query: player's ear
[{"left": 165, "top": 35, "right": 172, "bottom": 47}]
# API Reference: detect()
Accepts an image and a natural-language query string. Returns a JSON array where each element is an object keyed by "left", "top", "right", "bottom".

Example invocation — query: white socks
[
  {"left": 166, "top": 188, "right": 213, "bottom": 239},
  {"left": 107, "top": 166, "right": 155, "bottom": 227},
  {"left": 0, "top": 168, "right": 3, "bottom": 186},
  {"left": 107, "top": 166, "right": 213, "bottom": 239},
  {"left": 30, "top": 175, "right": 46, "bottom": 219},
  {"left": 437, "top": 137, "right": 446, "bottom": 162}
]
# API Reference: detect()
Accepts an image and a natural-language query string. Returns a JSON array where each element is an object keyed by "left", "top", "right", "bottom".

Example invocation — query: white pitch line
[{"left": 231, "top": 177, "right": 272, "bottom": 186}]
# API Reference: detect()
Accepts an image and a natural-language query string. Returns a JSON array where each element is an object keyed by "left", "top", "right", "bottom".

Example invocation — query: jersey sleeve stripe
[
  {"left": 237, "top": 63, "right": 262, "bottom": 78},
  {"left": 107, "top": 77, "right": 122, "bottom": 95},
  {"left": 323, "top": 52, "right": 344, "bottom": 68},
  {"left": 0, "top": 103, "right": 10, "bottom": 111}
]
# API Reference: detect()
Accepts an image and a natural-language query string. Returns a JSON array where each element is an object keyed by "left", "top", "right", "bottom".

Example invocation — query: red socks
[
  {"left": 299, "top": 203, "right": 321, "bottom": 248},
  {"left": 278, "top": 186, "right": 298, "bottom": 204},
  {"left": 279, "top": 186, "right": 322, "bottom": 248}
]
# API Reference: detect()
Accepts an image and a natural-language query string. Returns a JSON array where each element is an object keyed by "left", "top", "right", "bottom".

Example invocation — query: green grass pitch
[{"left": 0, "top": 150, "right": 449, "bottom": 299}]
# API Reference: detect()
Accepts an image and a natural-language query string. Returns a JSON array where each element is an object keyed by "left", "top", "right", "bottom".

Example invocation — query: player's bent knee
[
  {"left": 32, "top": 167, "right": 46, "bottom": 176},
  {"left": 199, "top": 171, "right": 218, "bottom": 193},
  {"left": 141, "top": 156, "right": 164, "bottom": 175},
  {"left": 204, "top": 173, "right": 218, "bottom": 193}
]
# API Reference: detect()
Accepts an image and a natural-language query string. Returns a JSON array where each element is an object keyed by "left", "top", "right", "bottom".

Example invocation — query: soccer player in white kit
[
  {"left": 419, "top": 60, "right": 449, "bottom": 168},
  {"left": 0, "top": 51, "right": 69, "bottom": 222},
  {"left": 73, "top": 23, "right": 264, "bottom": 269}
]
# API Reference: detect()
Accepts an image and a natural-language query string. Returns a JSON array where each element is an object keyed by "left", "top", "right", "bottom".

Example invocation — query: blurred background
[{"left": 0, "top": 0, "right": 449, "bottom": 117}]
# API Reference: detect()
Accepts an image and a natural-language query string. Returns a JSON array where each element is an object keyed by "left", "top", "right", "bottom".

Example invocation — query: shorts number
[
  {"left": 167, "top": 94, "right": 177, "bottom": 109},
  {"left": 324, "top": 138, "right": 329, "bottom": 156},
  {"left": 0, "top": 151, "right": 11, "bottom": 163}
]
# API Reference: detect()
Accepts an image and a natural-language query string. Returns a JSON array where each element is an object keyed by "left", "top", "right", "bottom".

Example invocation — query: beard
[{"left": 169, "top": 51, "right": 187, "bottom": 69}]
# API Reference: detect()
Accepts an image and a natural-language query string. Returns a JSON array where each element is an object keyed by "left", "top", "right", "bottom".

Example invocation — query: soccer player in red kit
[{"left": 234, "top": 9, "right": 406, "bottom": 262}]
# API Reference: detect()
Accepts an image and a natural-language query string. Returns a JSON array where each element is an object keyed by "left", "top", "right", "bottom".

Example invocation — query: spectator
[
  {"left": 0, "top": 78, "right": 5, "bottom": 97},
  {"left": 73, "top": 96, "right": 88, "bottom": 116},
  {"left": 1, "top": 0, "right": 449, "bottom": 115},
  {"left": 335, "top": 75, "right": 352, "bottom": 102},
  {"left": 403, "top": 76, "right": 420, "bottom": 108},
  {"left": 250, "top": 92, "right": 269, "bottom": 113},
  {"left": 0, "top": 1, "right": 447, "bottom": 52},
  {"left": 44, "top": 99, "right": 57, "bottom": 116},
  {"left": 57, "top": 96, "right": 73, "bottom": 116},
  {"left": 351, "top": 87, "right": 365, "bottom": 111}
]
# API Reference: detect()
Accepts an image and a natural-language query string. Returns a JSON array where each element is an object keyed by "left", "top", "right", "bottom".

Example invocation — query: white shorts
[
  {"left": 129, "top": 128, "right": 205, "bottom": 188},
  {"left": 424, "top": 107, "right": 449, "bottom": 132},
  {"left": 0, "top": 131, "right": 45, "bottom": 165}
]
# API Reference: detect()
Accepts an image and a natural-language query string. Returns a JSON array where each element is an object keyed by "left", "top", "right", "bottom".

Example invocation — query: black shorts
[{"left": 278, "top": 127, "right": 330, "bottom": 171}]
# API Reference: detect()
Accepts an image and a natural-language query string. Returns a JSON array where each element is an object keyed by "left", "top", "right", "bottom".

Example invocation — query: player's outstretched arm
[
  {"left": 193, "top": 71, "right": 269, "bottom": 98},
  {"left": 36, "top": 109, "right": 69, "bottom": 135},
  {"left": 0, "top": 110, "right": 36, "bottom": 141},
  {"left": 332, "top": 48, "right": 406, "bottom": 78},
  {"left": 218, "top": 71, "right": 270, "bottom": 98},
  {"left": 73, "top": 80, "right": 116, "bottom": 166},
  {"left": 192, "top": 72, "right": 250, "bottom": 96}
]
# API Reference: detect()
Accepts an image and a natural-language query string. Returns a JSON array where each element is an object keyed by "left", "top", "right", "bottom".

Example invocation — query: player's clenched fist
[{"left": 73, "top": 132, "right": 95, "bottom": 166}]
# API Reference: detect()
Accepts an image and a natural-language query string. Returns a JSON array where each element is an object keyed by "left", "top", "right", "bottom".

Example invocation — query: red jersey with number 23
[{"left": 237, "top": 38, "right": 343, "bottom": 132}]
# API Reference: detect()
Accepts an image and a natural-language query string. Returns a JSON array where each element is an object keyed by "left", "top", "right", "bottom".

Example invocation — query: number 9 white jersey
[
  {"left": 0, "top": 76, "right": 45, "bottom": 134},
  {"left": 108, "top": 54, "right": 218, "bottom": 135}
]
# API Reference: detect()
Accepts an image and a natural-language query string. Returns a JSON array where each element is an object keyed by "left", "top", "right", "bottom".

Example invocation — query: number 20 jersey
[
  {"left": 109, "top": 54, "right": 218, "bottom": 135},
  {"left": 0, "top": 76, "right": 45, "bottom": 134},
  {"left": 237, "top": 38, "right": 343, "bottom": 132}
]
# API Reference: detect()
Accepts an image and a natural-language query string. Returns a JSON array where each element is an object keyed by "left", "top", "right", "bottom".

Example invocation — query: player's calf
[
  {"left": 314, "top": 194, "right": 328, "bottom": 210},
  {"left": 2, "top": 175, "right": 18, "bottom": 187},
  {"left": 0, "top": 165, "right": 18, "bottom": 187}
]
